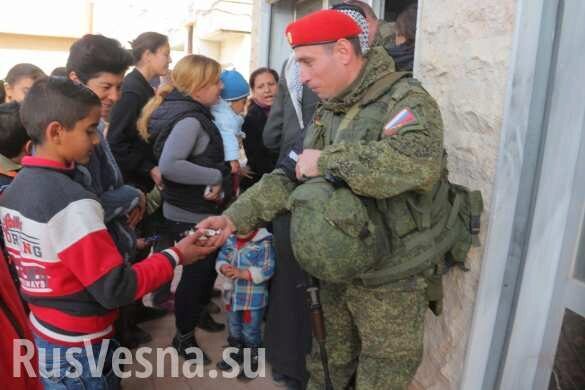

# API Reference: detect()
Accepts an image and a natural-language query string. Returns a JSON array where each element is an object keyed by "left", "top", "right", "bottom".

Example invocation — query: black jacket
[
  {"left": 107, "top": 69, "right": 156, "bottom": 192},
  {"left": 241, "top": 101, "right": 278, "bottom": 190},
  {"left": 149, "top": 89, "right": 230, "bottom": 215}
]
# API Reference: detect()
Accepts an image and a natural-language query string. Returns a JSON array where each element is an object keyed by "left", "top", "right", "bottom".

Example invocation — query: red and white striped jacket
[{"left": 0, "top": 156, "right": 183, "bottom": 346}]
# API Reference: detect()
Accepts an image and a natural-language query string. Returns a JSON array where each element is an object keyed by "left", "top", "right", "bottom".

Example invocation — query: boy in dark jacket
[{"left": 0, "top": 77, "right": 214, "bottom": 389}]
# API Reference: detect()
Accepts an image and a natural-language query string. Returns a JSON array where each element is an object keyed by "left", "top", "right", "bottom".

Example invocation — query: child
[
  {"left": 0, "top": 77, "right": 213, "bottom": 389},
  {"left": 3, "top": 63, "right": 46, "bottom": 103},
  {"left": 215, "top": 227, "right": 275, "bottom": 380},
  {"left": 0, "top": 102, "right": 30, "bottom": 188},
  {"left": 211, "top": 69, "right": 249, "bottom": 195}
]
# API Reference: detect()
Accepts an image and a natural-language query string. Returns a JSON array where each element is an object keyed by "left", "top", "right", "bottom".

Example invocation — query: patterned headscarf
[{"left": 332, "top": 6, "right": 370, "bottom": 53}]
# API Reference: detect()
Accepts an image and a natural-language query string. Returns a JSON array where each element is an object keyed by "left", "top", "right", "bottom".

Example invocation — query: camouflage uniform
[{"left": 224, "top": 46, "right": 444, "bottom": 389}]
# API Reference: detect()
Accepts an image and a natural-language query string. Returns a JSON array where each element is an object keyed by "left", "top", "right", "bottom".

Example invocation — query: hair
[
  {"left": 0, "top": 102, "right": 29, "bottom": 158},
  {"left": 0, "top": 80, "right": 5, "bottom": 103},
  {"left": 130, "top": 32, "right": 169, "bottom": 65},
  {"left": 395, "top": 4, "right": 418, "bottom": 44},
  {"left": 5, "top": 63, "right": 46, "bottom": 86},
  {"left": 137, "top": 54, "right": 221, "bottom": 140},
  {"left": 50, "top": 67, "right": 68, "bottom": 77},
  {"left": 342, "top": 0, "right": 377, "bottom": 20},
  {"left": 324, "top": 36, "right": 362, "bottom": 57},
  {"left": 249, "top": 67, "right": 279, "bottom": 90},
  {"left": 20, "top": 77, "right": 101, "bottom": 145},
  {"left": 66, "top": 34, "right": 133, "bottom": 83}
]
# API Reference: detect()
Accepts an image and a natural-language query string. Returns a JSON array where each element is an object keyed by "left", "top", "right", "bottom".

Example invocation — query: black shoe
[
  {"left": 172, "top": 332, "right": 211, "bottom": 365},
  {"left": 207, "top": 301, "right": 221, "bottom": 314},
  {"left": 217, "top": 337, "right": 242, "bottom": 371},
  {"left": 118, "top": 324, "right": 152, "bottom": 349},
  {"left": 197, "top": 311, "right": 225, "bottom": 333},
  {"left": 135, "top": 305, "right": 168, "bottom": 324},
  {"left": 237, "top": 345, "right": 259, "bottom": 381}
]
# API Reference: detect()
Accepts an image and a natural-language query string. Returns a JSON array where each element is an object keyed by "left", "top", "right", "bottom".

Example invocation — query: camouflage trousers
[{"left": 306, "top": 277, "right": 427, "bottom": 390}]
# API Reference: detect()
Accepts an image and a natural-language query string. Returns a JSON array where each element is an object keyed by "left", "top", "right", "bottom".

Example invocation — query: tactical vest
[{"left": 288, "top": 72, "right": 483, "bottom": 314}]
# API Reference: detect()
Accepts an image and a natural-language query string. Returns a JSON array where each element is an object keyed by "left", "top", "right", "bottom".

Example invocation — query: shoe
[
  {"left": 197, "top": 310, "right": 225, "bottom": 333},
  {"left": 237, "top": 345, "right": 259, "bottom": 381},
  {"left": 217, "top": 337, "right": 242, "bottom": 371},
  {"left": 118, "top": 324, "right": 152, "bottom": 349},
  {"left": 135, "top": 304, "right": 168, "bottom": 324},
  {"left": 271, "top": 371, "right": 288, "bottom": 387},
  {"left": 207, "top": 301, "right": 221, "bottom": 314},
  {"left": 171, "top": 332, "right": 211, "bottom": 365}
]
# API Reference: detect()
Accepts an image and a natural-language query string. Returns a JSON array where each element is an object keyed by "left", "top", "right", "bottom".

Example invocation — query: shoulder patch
[{"left": 383, "top": 108, "right": 417, "bottom": 136}]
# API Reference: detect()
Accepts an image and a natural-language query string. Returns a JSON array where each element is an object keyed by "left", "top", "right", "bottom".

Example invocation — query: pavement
[{"left": 121, "top": 299, "right": 283, "bottom": 390}]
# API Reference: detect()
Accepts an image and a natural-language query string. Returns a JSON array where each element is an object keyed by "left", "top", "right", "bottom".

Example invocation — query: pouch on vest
[{"left": 287, "top": 178, "right": 381, "bottom": 283}]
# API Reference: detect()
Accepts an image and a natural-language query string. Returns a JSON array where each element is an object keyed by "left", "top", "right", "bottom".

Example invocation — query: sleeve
[
  {"left": 107, "top": 92, "right": 155, "bottom": 177},
  {"left": 215, "top": 241, "right": 234, "bottom": 273},
  {"left": 317, "top": 91, "right": 444, "bottom": 199},
  {"left": 158, "top": 118, "right": 223, "bottom": 186},
  {"left": 248, "top": 239, "right": 276, "bottom": 284},
  {"left": 262, "top": 75, "right": 287, "bottom": 152},
  {"left": 48, "top": 198, "right": 182, "bottom": 309},
  {"left": 216, "top": 119, "right": 241, "bottom": 161},
  {"left": 223, "top": 169, "right": 296, "bottom": 233}
]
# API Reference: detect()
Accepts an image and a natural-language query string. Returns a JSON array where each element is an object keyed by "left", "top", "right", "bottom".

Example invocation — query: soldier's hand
[
  {"left": 296, "top": 149, "right": 322, "bottom": 181},
  {"left": 173, "top": 231, "right": 217, "bottom": 265},
  {"left": 196, "top": 216, "right": 235, "bottom": 247}
]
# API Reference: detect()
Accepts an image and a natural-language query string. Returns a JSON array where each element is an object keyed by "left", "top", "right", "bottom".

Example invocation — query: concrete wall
[{"left": 411, "top": 1, "right": 517, "bottom": 388}]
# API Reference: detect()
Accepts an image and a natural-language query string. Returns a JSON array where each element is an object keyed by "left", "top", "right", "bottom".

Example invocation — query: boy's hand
[
  {"left": 229, "top": 268, "right": 251, "bottom": 280},
  {"left": 174, "top": 231, "right": 217, "bottom": 265},
  {"left": 196, "top": 216, "right": 235, "bottom": 247},
  {"left": 220, "top": 264, "right": 233, "bottom": 276},
  {"left": 128, "top": 192, "right": 146, "bottom": 228}
]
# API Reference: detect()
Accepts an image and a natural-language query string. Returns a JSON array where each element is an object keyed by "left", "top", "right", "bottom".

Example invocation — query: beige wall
[{"left": 411, "top": 1, "right": 517, "bottom": 388}]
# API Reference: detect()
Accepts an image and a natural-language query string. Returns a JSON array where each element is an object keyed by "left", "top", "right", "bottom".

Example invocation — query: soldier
[{"left": 199, "top": 9, "right": 446, "bottom": 390}]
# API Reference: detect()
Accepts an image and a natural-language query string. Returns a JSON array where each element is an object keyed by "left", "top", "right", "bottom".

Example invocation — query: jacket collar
[
  {"left": 21, "top": 156, "right": 75, "bottom": 171},
  {"left": 322, "top": 47, "right": 396, "bottom": 113}
]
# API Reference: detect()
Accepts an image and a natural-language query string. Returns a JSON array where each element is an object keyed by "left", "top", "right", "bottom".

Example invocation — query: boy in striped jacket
[{"left": 0, "top": 77, "right": 215, "bottom": 389}]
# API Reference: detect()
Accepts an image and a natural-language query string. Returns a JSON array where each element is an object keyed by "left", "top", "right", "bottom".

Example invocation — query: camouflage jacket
[{"left": 224, "top": 47, "right": 444, "bottom": 234}]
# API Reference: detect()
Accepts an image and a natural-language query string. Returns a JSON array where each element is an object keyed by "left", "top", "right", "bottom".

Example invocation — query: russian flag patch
[{"left": 383, "top": 108, "right": 417, "bottom": 136}]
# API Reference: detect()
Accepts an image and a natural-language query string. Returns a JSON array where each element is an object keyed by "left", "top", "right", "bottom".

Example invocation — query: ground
[{"left": 121, "top": 296, "right": 282, "bottom": 390}]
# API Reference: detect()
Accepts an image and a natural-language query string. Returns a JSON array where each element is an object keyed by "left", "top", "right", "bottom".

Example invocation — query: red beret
[{"left": 285, "top": 10, "right": 362, "bottom": 48}]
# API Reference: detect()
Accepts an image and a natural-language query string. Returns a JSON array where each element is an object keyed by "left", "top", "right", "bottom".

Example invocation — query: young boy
[
  {"left": 0, "top": 77, "right": 214, "bottom": 389},
  {"left": 211, "top": 69, "right": 249, "bottom": 194},
  {"left": 215, "top": 227, "right": 275, "bottom": 380},
  {"left": 0, "top": 102, "right": 30, "bottom": 188},
  {"left": 66, "top": 34, "right": 161, "bottom": 347}
]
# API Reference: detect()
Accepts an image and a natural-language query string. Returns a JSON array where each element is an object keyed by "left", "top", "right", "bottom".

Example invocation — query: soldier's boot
[{"left": 217, "top": 337, "right": 243, "bottom": 371}]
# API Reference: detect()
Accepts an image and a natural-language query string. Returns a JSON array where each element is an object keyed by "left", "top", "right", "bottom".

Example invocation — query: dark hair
[
  {"left": 50, "top": 67, "right": 68, "bottom": 77},
  {"left": 342, "top": 0, "right": 377, "bottom": 20},
  {"left": 324, "top": 36, "right": 362, "bottom": 57},
  {"left": 249, "top": 67, "right": 279, "bottom": 90},
  {"left": 20, "top": 77, "right": 100, "bottom": 145},
  {"left": 131, "top": 32, "right": 169, "bottom": 65},
  {"left": 0, "top": 102, "right": 29, "bottom": 158},
  {"left": 395, "top": 4, "right": 418, "bottom": 44},
  {"left": 0, "top": 80, "right": 5, "bottom": 103},
  {"left": 5, "top": 63, "right": 46, "bottom": 85},
  {"left": 66, "top": 34, "right": 133, "bottom": 83}
]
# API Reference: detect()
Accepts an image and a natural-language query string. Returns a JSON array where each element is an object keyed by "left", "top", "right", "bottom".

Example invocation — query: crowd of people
[{"left": 0, "top": 2, "right": 447, "bottom": 390}]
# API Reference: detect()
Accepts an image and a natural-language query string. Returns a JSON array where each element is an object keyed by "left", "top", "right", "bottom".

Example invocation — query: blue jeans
[
  {"left": 34, "top": 335, "right": 121, "bottom": 390},
  {"left": 227, "top": 308, "right": 264, "bottom": 347}
]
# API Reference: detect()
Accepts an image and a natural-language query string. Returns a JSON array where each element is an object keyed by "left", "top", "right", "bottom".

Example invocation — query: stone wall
[{"left": 411, "top": 1, "right": 517, "bottom": 388}]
